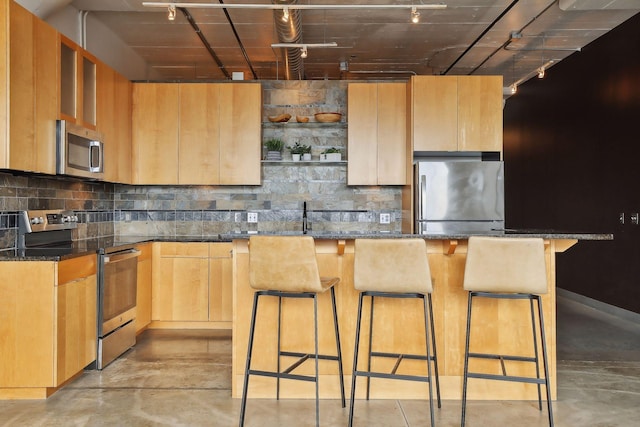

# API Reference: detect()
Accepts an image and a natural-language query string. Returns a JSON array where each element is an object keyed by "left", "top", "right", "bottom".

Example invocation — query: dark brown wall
[{"left": 503, "top": 12, "right": 640, "bottom": 314}]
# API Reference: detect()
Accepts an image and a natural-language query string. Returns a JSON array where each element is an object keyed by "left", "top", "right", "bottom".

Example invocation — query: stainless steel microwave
[{"left": 56, "top": 120, "right": 104, "bottom": 180}]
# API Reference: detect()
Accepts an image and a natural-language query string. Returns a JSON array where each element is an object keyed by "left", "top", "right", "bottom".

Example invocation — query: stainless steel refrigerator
[{"left": 414, "top": 160, "right": 504, "bottom": 234}]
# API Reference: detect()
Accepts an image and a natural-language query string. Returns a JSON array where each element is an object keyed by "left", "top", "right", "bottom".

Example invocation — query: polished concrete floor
[{"left": 1, "top": 291, "right": 640, "bottom": 426}]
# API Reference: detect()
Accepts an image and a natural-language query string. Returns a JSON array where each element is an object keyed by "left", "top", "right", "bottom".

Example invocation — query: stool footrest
[
  {"left": 467, "top": 371, "right": 547, "bottom": 385},
  {"left": 468, "top": 352, "right": 537, "bottom": 363},
  {"left": 371, "top": 351, "right": 434, "bottom": 361},
  {"left": 353, "top": 370, "right": 432, "bottom": 383},
  {"left": 281, "top": 351, "right": 341, "bottom": 362},
  {"left": 248, "top": 369, "right": 317, "bottom": 383}
]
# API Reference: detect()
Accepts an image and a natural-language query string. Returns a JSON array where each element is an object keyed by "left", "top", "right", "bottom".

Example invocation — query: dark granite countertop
[{"left": 0, "top": 230, "right": 612, "bottom": 261}]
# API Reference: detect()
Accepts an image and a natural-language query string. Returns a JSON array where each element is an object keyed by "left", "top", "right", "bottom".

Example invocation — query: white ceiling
[{"left": 34, "top": 1, "right": 640, "bottom": 85}]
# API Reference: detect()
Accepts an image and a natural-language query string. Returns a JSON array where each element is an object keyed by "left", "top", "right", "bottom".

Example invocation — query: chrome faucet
[{"left": 302, "top": 201, "right": 308, "bottom": 234}]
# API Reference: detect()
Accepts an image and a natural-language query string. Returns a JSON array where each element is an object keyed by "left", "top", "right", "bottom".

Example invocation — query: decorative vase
[{"left": 292, "top": 153, "right": 301, "bottom": 161}]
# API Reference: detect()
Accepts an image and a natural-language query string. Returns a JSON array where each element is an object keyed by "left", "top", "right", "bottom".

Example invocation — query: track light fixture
[
  {"left": 510, "top": 83, "right": 518, "bottom": 94},
  {"left": 281, "top": 7, "right": 289, "bottom": 22},
  {"left": 537, "top": 66, "right": 545, "bottom": 79},
  {"left": 300, "top": 46, "right": 308, "bottom": 58},
  {"left": 167, "top": 4, "right": 176, "bottom": 20},
  {"left": 411, "top": 6, "right": 420, "bottom": 24}
]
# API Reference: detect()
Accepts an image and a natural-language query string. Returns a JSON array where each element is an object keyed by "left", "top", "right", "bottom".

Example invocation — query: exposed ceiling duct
[{"left": 273, "top": 0, "right": 304, "bottom": 80}]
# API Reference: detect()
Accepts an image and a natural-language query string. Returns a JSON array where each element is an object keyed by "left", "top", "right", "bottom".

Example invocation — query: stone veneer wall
[{"left": 1, "top": 80, "right": 404, "bottom": 247}]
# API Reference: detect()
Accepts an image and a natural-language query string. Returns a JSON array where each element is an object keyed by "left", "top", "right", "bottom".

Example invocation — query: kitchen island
[{"left": 230, "top": 231, "right": 611, "bottom": 401}]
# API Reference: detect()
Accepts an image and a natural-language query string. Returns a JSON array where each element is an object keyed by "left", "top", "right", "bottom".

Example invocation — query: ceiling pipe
[
  {"left": 216, "top": 0, "right": 259, "bottom": 79},
  {"left": 273, "top": 0, "right": 304, "bottom": 80}
]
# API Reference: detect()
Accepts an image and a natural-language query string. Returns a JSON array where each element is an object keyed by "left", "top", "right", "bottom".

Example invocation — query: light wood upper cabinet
[
  {"left": 133, "top": 82, "right": 261, "bottom": 185},
  {"left": 4, "top": 1, "right": 58, "bottom": 174},
  {"left": 348, "top": 82, "right": 406, "bottom": 185},
  {"left": 411, "top": 75, "right": 503, "bottom": 153},
  {"left": 179, "top": 83, "right": 221, "bottom": 184},
  {"left": 59, "top": 35, "right": 97, "bottom": 129},
  {"left": 457, "top": 76, "right": 503, "bottom": 152},
  {"left": 411, "top": 75, "right": 458, "bottom": 152},
  {"left": 97, "top": 61, "right": 132, "bottom": 183},
  {"left": 218, "top": 84, "right": 261, "bottom": 185},
  {"left": 132, "top": 83, "right": 180, "bottom": 184}
]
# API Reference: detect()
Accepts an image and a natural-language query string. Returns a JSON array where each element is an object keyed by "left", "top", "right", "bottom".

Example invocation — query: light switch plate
[{"left": 247, "top": 212, "right": 258, "bottom": 223}]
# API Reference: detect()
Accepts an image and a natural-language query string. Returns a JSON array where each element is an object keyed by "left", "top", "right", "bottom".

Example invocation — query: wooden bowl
[
  {"left": 296, "top": 116, "right": 309, "bottom": 123},
  {"left": 314, "top": 112, "right": 342, "bottom": 123},
  {"left": 268, "top": 113, "right": 291, "bottom": 123}
]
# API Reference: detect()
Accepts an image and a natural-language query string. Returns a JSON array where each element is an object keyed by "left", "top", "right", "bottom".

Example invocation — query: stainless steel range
[
  {"left": 96, "top": 244, "right": 140, "bottom": 369},
  {"left": 18, "top": 209, "right": 79, "bottom": 254}
]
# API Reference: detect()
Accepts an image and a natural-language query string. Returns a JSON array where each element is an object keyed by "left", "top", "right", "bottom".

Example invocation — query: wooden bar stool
[
  {"left": 239, "top": 235, "right": 345, "bottom": 427},
  {"left": 349, "top": 238, "right": 440, "bottom": 427},
  {"left": 461, "top": 236, "right": 553, "bottom": 427}
]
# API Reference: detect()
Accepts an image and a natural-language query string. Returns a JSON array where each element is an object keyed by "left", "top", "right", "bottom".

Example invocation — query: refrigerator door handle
[{"left": 420, "top": 175, "right": 427, "bottom": 234}]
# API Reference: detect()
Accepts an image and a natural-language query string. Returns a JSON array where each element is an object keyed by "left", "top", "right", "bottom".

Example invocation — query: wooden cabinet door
[
  {"left": 457, "top": 75, "right": 503, "bottom": 152},
  {"left": 377, "top": 83, "right": 406, "bottom": 185},
  {"left": 8, "top": 1, "right": 35, "bottom": 172},
  {"left": 411, "top": 75, "right": 458, "bottom": 152},
  {"left": 348, "top": 83, "right": 378, "bottom": 185},
  {"left": 97, "top": 61, "right": 117, "bottom": 181},
  {"left": 132, "top": 83, "right": 179, "bottom": 184},
  {"left": 135, "top": 243, "right": 153, "bottom": 333},
  {"left": 114, "top": 72, "right": 133, "bottom": 183},
  {"left": 153, "top": 243, "right": 209, "bottom": 321},
  {"left": 209, "top": 243, "right": 233, "bottom": 323},
  {"left": 179, "top": 83, "right": 221, "bottom": 184},
  {"left": 218, "top": 83, "right": 261, "bottom": 185},
  {"left": 56, "top": 273, "right": 97, "bottom": 385},
  {"left": 7, "top": 2, "right": 58, "bottom": 174}
]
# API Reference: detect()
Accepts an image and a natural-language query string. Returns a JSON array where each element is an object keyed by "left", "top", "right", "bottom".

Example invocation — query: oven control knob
[
  {"left": 62, "top": 215, "right": 71, "bottom": 223},
  {"left": 30, "top": 217, "right": 43, "bottom": 225}
]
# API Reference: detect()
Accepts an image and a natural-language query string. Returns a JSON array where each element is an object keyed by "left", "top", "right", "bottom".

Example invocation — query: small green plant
[
  {"left": 322, "top": 147, "right": 341, "bottom": 154},
  {"left": 264, "top": 138, "right": 284, "bottom": 152},
  {"left": 288, "top": 142, "right": 312, "bottom": 155}
]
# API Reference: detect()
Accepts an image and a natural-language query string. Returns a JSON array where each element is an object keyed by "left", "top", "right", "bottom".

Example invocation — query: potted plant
[
  {"left": 320, "top": 147, "right": 342, "bottom": 162},
  {"left": 287, "top": 142, "right": 311, "bottom": 161},
  {"left": 264, "top": 138, "right": 284, "bottom": 160}
]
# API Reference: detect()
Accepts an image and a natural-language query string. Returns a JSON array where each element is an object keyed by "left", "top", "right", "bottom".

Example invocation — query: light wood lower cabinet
[
  {"left": 151, "top": 242, "right": 232, "bottom": 328},
  {"left": 135, "top": 243, "right": 153, "bottom": 333},
  {"left": 0, "top": 255, "right": 97, "bottom": 399}
]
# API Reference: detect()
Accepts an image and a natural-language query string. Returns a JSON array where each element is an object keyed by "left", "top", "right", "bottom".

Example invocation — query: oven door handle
[{"left": 104, "top": 249, "right": 141, "bottom": 264}]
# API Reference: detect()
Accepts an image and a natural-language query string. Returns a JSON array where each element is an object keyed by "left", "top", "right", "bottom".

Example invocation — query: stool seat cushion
[
  {"left": 463, "top": 236, "right": 547, "bottom": 294},
  {"left": 354, "top": 238, "right": 432, "bottom": 293},
  {"left": 249, "top": 235, "right": 337, "bottom": 293}
]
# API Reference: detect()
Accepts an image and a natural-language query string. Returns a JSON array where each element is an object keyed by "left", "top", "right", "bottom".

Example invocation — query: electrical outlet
[
  {"left": 247, "top": 212, "right": 258, "bottom": 223},
  {"left": 619, "top": 213, "right": 625, "bottom": 225},
  {"left": 380, "top": 213, "right": 391, "bottom": 224},
  {"left": 632, "top": 213, "right": 639, "bottom": 225},
  {"left": 234, "top": 212, "right": 242, "bottom": 222}
]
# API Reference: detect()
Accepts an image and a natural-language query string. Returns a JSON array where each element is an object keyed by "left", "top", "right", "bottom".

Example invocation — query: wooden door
[
  {"left": 412, "top": 75, "right": 458, "bottom": 151},
  {"left": 209, "top": 243, "right": 233, "bottom": 323},
  {"left": 97, "top": 61, "right": 117, "bottom": 181},
  {"left": 457, "top": 75, "right": 503, "bottom": 152},
  {"left": 114, "top": 72, "right": 133, "bottom": 183},
  {"left": 218, "top": 83, "right": 261, "bottom": 185},
  {"left": 347, "top": 83, "right": 378, "bottom": 185},
  {"left": 8, "top": 2, "right": 35, "bottom": 172},
  {"left": 377, "top": 83, "right": 407, "bottom": 185},
  {"left": 135, "top": 243, "right": 153, "bottom": 333},
  {"left": 132, "top": 83, "right": 179, "bottom": 184},
  {"left": 152, "top": 243, "right": 209, "bottom": 321},
  {"left": 179, "top": 83, "right": 221, "bottom": 184},
  {"left": 56, "top": 273, "right": 97, "bottom": 385}
]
